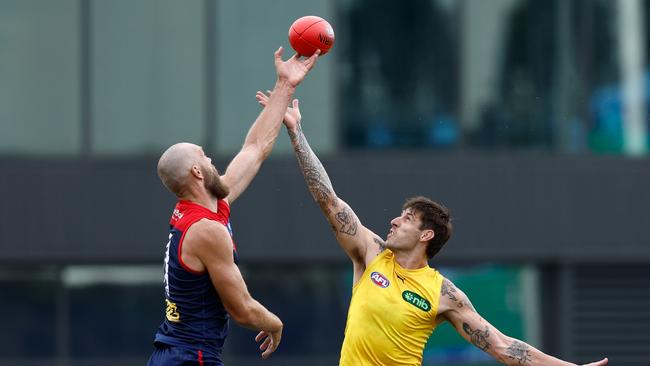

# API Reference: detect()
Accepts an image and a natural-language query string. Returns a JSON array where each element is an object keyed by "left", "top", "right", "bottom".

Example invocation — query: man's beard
[{"left": 203, "top": 165, "right": 230, "bottom": 200}]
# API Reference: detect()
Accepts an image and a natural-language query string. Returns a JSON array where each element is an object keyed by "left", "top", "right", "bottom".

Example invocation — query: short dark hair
[{"left": 403, "top": 196, "right": 452, "bottom": 259}]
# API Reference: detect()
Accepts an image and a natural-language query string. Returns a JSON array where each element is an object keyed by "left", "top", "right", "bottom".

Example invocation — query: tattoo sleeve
[
  {"left": 442, "top": 279, "right": 476, "bottom": 311},
  {"left": 287, "top": 125, "right": 357, "bottom": 236},
  {"left": 335, "top": 207, "right": 358, "bottom": 235},
  {"left": 462, "top": 322, "right": 491, "bottom": 352},
  {"left": 505, "top": 340, "right": 532, "bottom": 365}
]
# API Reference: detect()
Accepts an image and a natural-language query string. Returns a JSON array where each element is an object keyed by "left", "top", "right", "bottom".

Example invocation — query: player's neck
[
  {"left": 181, "top": 189, "right": 218, "bottom": 212},
  {"left": 392, "top": 248, "right": 428, "bottom": 270}
]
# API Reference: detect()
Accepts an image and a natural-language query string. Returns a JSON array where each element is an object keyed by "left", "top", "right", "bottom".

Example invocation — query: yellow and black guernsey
[{"left": 339, "top": 249, "right": 444, "bottom": 366}]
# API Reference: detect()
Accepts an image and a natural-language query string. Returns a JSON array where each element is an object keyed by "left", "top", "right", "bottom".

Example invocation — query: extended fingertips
[
  {"left": 274, "top": 46, "right": 283, "bottom": 59},
  {"left": 259, "top": 337, "right": 271, "bottom": 351},
  {"left": 305, "top": 51, "right": 319, "bottom": 69},
  {"left": 255, "top": 331, "right": 266, "bottom": 342},
  {"left": 261, "top": 341, "right": 275, "bottom": 359}
]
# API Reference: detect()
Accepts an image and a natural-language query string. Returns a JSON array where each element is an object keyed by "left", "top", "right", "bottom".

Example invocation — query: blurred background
[{"left": 1, "top": 0, "right": 649, "bottom": 365}]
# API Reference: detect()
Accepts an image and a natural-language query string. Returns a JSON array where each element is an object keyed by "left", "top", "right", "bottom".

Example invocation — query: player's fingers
[
  {"left": 292, "top": 99, "right": 299, "bottom": 110},
  {"left": 259, "top": 336, "right": 271, "bottom": 351},
  {"left": 304, "top": 50, "right": 320, "bottom": 70},
  {"left": 274, "top": 46, "right": 284, "bottom": 63},
  {"left": 255, "top": 330, "right": 267, "bottom": 342},
  {"left": 256, "top": 92, "right": 269, "bottom": 104},
  {"left": 261, "top": 340, "right": 276, "bottom": 359},
  {"left": 255, "top": 97, "right": 267, "bottom": 107},
  {"left": 269, "top": 338, "right": 279, "bottom": 353}
]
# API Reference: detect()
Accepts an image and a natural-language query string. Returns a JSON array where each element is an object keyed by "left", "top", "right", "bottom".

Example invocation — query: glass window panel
[
  {"left": 65, "top": 265, "right": 162, "bottom": 358},
  {"left": 0, "top": 0, "right": 80, "bottom": 156},
  {"left": 339, "top": 0, "right": 460, "bottom": 149},
  {"left": 91, "top": 0, "right": 204, "bottom": 155},
  {"left": 223, "top": 265, "right": 349, "bottom": 358},
  {"left": 340, "top": 0, "right": 640, "bottom": 154},
  {"left": 215, "top": 0, "right": 336, "bottom": 156},
  {"left": 0, "top": 266, "right": 58, "bottom": 357},
  {"left": 0, "top": 262, "right": 538, "bottom": 364}
]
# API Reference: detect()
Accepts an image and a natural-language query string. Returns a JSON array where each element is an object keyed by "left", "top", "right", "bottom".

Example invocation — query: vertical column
[
  {"left": 55, "top": 266, "right": 70, "bottom": 366},
  {"left": 558, "top": 262, "right": 575, "bottom": 359},
  {"left": 458, "top": 0, "right": 521, "bottom": 132},
  {"left": 618, "top": 0, "right": 647, "bottom": 156},
  {"left": 521, "top": 265, "right": 541, "bottom": 347},
  {"left": 80, "top": 0, "right": 92, "bottom": 157},
  {"left": 204, "top": 0, "right": 217, "bottom": 154},
  {"left": 552, "top": 0, "right": 576, "bottom": 151}
]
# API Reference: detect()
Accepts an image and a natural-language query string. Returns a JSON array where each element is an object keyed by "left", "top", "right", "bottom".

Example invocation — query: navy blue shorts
[{"left": 147, "top": 344, "right": 223, "bottom": 366}]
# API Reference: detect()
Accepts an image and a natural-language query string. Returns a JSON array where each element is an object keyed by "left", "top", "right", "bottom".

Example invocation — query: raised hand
[
  {"left": 256, "top": 90, "right": 301, "bottom": 129},
  {"left": 274, "top": 46, "right": 320, "bottom": 88}
]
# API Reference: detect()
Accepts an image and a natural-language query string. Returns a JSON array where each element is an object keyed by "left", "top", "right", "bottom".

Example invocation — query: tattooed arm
[
  {"left": 286, "top": 122, "right": 386, "bottom": 282},
  {"left": 255, "top": 92, "right": 385, "bottom": 283},
  {"left": 437, "top": 278, "right": 608, "bottom": 366}
]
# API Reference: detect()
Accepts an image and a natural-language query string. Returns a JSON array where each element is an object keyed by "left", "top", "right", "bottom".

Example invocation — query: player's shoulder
[
  {"left": 437, "top": 276, "right": 456, "bottom": 312},
  {"left": 440, "top": 276, "right": 457, "bottom": 292},
  {"left": 438, "top": 276, "right": 477, "bottom": 313},
  {"left": 185, "top": 219, "right": 232, "bottom": 250}
]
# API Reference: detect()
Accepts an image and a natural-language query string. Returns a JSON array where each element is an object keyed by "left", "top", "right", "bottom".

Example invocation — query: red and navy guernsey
[{"left": 153, "top": 199, "right": 238, "bottom": 362}]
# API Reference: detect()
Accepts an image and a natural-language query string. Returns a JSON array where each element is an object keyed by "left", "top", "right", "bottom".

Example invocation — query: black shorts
[{"left": 147, "top": 343, "right": 223, "bottom": 366}]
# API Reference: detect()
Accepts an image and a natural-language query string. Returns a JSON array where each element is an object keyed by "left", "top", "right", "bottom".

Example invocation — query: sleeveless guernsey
[
  {"left": 339, "top": 250, "right": 444, "bottom": 366},
  {"left": 153, "top": 199, "right": 237, "bottom": 360}
]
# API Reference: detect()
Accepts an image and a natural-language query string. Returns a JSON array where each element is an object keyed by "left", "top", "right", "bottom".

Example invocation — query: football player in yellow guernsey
[{"left": 256, "top": 91, "right": 609, "bottom": 366}]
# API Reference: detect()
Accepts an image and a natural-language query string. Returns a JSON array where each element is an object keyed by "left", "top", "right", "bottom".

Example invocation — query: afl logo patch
[{"left": 370, "top": 271, "right": 390, "bottom": 288}]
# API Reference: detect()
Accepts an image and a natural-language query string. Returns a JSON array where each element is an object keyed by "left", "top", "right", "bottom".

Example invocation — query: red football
[{"left": 288, "top": 16, "right": 335, "bottom": 56}]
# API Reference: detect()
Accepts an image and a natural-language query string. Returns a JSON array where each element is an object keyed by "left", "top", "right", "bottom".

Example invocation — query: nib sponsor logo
[{"left": 402, "top": 290, "right": 431, "bottom": 312}]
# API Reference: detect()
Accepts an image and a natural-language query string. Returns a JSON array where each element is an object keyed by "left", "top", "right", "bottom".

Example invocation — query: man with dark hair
[
  {"left": 401, "top": 196, "right": 452, "bottom": 259},
  {"left": 256, "top": 91, "right": 608, "bottom": 366},
  {"left": 147, "top": 48, "right": 319, "bottom": 366}
]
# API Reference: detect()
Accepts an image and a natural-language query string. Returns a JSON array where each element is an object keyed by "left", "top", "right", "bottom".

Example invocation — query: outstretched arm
[
  {"left": 256, "top": 92, "right": 384, "bottom": 282},
  {"left": 222, "top": 48, "right": 319, "bottom": 204},
  {"left": 438, "top": 278, "right": 608, "bottom": 366}
]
